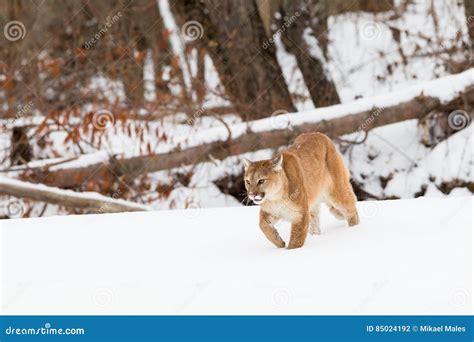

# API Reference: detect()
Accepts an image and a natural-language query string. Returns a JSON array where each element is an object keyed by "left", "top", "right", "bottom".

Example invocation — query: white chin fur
[{"left": 252, "top": 198, "right": 264, "bottom": 204}]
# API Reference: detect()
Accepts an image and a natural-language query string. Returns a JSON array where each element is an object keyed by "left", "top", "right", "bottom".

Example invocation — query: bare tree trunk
[
  {"left": 326, "top": 0, "right": 394, "bottom": 15},
  {"left": 280, "top": 0, "right": 340, "bottom": 107},
  {"left": 465, "top": 0, "right": 474, "bottom": 57},
  {"left": 108, "top": 0, "right": 148, "bottom": 106},
  {"left": 171, "top": 0, "right": 295, "bottom": 120},
  {"left": 195, "top": 47, "right": 206, "bottom": 106},
  {"left": 23, "top": 85, "right": 474, "bottom": 189},
  {"left": 256, "top": 0, "right": 276, "bottom": 37}
]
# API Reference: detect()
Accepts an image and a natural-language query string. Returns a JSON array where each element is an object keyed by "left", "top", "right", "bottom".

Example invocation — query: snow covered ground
[{"left": 1, "top": 196, "right": 471, "bottom": 315}]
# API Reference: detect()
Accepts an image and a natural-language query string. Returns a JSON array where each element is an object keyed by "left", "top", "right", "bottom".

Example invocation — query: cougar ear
[
  {"left": 271, "top": 154, "right": 283, "bottom": 171},
  {"left": 243, "top": 158, "right": 252, "bottom": 170}
]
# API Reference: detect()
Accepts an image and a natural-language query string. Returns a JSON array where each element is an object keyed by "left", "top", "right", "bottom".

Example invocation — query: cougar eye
[
  {"left": 257, "top": 179, "right": 265, "bottom": 185},
  {"left": 245, "top": 180, "right": 250, "bottom": 186}
]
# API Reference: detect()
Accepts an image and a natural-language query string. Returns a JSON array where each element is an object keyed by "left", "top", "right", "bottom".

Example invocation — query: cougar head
[{"left": 243, "top": 154, "right": 285, "bottom": 205}]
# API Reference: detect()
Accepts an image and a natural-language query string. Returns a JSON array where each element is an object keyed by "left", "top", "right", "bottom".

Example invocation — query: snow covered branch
[
  {"left": 0, "top": 177, "right": 150, "bottom": 214},
  {"left": 23, "top": 70, "right": 474, "bottom": 189}
]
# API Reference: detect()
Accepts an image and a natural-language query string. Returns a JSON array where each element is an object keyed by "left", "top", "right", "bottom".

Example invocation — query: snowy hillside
[{"left": 1, "top": 196, "right": 471, "bottom": 315}]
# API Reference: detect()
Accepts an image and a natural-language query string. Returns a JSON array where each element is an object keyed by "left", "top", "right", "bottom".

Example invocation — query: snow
[
  {"left": 87, "top": 75, "right": 125, "bottom": 103},
  {"left": 327, "top": 1, "right": 470, "bottom": 101},
  {"left": 1, "top": 196, "right": 471, "bottom": 314},
  {"left": 344, "top": 120, "right": 473, "bottom": 199},
  {"left": 47, "top": 151, "right": 110, "bottom": 171},
  {"left": 143, "top": 50, "right": 157, "bottom": 102}
]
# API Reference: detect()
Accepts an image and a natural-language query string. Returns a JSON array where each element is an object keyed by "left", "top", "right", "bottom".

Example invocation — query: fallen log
[
  {"left": 0, "top": 177, "right": 149, "bottom": 214},
  {"left": 24, "top": 84, "right": 474, "bottom": 189}
]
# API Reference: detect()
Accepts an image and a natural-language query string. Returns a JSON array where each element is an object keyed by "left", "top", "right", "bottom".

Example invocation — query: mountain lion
[{"left": 243, "top": 132, "right": 359, "bottom": 249}]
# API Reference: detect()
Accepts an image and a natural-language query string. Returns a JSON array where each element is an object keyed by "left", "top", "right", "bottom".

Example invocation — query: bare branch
[{"left": 0, "top": 177, "right": 149, "bottom": 213}]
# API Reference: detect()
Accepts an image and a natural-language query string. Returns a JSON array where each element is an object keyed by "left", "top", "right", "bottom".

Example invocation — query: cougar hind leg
[
  {"left": 325, "top": 142, "right": 359, "bottom": 227},
  {"left": 328, "top": 205, "right": 345, "bottom": 220},
  {"left": 309, "top": 204, "right": 321, "bottom": 235},
  {"left": 327, "top": 189, "right": 359, "bottom": 227}
]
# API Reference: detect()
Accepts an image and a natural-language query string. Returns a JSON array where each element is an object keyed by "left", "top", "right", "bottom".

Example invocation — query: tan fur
[{"left": 244, "top": 132, "right": 359, "bottom": 249}]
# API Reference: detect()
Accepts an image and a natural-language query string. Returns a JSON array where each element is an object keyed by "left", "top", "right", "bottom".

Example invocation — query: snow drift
[{"left": 1, "top": 196, "right": 472, "bottom": 315}]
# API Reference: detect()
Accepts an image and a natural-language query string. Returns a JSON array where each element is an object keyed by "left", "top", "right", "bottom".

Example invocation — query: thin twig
[{"left": 0, "top": 156, "right": 79, "bottom": 173}]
